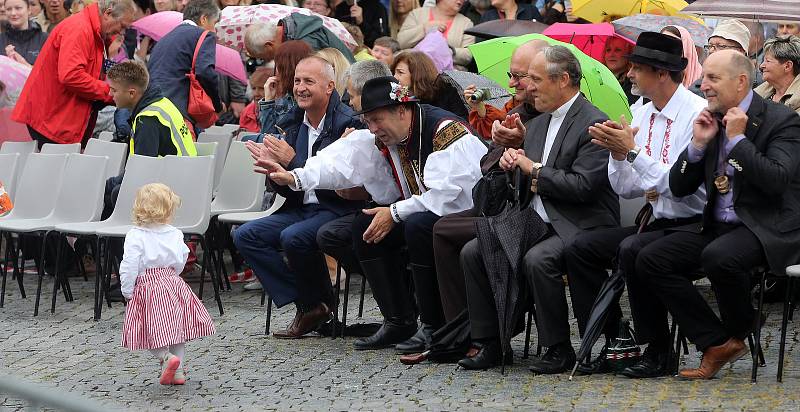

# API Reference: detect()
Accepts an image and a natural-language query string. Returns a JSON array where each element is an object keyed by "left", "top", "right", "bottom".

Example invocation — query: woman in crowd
[
  {"left": 0, "top": 0, "right": 48, "bottom": 66},
  {"left": 388, "top": 0, "right": 417, "bottom": 37},
  {"left": 301, "top": 0, "right": 331, "bottom": 16},
  {"left": 392, "top": 49, "right": 468, "bottom": 118},
  {"left": 602, "top": 36, "right": 636, "bottom": 105},
  {"left": 479, "top": 0, "right": 541, "bottom": 23},
  {"left": 258, "top": 40, "right": 312, "bottom": 136},
  {"left": 315, "top": 47, "right": 351, "bottom": 98},
  {"left": 755, "top": 35, "right": 800, "bottom": 114},
  {"left": 397, "top": 0, "right": 475, "bottom": 68},
  {"left": 660, "top": 25, "right": 703, "bottom": 87}
]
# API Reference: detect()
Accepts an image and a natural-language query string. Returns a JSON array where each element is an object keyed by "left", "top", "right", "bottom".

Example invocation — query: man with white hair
[
  {"left": 244, "top": 13, "right": 355, "bottom": 63},
  {"left": 234, "top": 56, "right": 363, "bottom": 339}
]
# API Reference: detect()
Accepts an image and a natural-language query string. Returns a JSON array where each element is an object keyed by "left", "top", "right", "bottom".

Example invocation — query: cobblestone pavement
[{"left": 1, "top": 270, "right": 800, "bottom": 411}]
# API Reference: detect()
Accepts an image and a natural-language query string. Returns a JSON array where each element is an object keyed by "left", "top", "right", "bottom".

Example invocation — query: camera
[{"left": 469, "top": 88, "right": 491, "bottom": 102}]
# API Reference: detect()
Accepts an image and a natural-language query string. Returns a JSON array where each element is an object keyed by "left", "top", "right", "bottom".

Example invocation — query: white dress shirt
[
  {"left": 291, "top": 123, "right": 487, "bottom": 219},
  {"left": 300, "top": 113, "right": 325, "bottom": 205},
  {"left": 532, "top": 92, "right": 580, "bottom": 223},
  {"left": 119, "top": 225, "right": 189, "bottom": 299},
  {"left": 608, "top": 84, "right": 707, "bottom": 219}
]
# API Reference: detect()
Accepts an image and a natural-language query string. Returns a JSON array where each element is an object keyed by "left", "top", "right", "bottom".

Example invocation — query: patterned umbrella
[
  {"left": 215, "top": 5, "right": 357, "bottom": 52},
  {"left": 612, "top": 14, "right": 711, "bottom": 46},
  {"left": 0, "top": 55, "right": 31, "bottom": 107},
  {"left": 682, "top": 0, "right": 800, "bottom": 23}
]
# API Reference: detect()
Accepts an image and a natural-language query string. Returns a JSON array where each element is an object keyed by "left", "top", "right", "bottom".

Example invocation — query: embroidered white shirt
[
  {"left": 608, "top": 84, "right": 707, "bottom": 220},
  {"left": 119, "top": 225, "right": 189, "bottom": 299}
]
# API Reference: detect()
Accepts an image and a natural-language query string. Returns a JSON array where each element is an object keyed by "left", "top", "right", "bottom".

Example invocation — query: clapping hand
[
  {"left": 491, "top": 113, "right": 526, "bottom": 148},
  {"left": 589, "top": 115, "right": 639, "bottom": 161},
  {"left": 263, "top": 134, "right": 296, "bottom": 167}
]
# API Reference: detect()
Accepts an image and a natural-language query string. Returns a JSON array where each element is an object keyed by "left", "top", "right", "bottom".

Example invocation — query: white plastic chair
[
  {"left": 40, "top": 143, "right": 81, "bottom": 154},
  {"left": 0, "top": 153, "right": 20, "bottom": 200},
  {"left": 198, "top": 132, "right": 233, "bottom": 182},
  {"left": 619, "top": 197, "right": 646, "bottom": 227},
  {"left": 85, "top": 139, "right": 128, "bottom": 178},
  {"left": 54, "top": 155, "right": 165, "bottom": 320},
  {"left": 97, "top": 131, "right": 114, "bottom": 142},
  {"left": 194, "top": 141, "right": 224, "bottom": 192},
  {"left": 0, "top": 153, "right": 70, "bottom": 308},
  {"left": 0, "top": 154, "right": 108, "bottom": 315},
  {"left": 1, "top": 141, "right": 37, "bottom": 195}
]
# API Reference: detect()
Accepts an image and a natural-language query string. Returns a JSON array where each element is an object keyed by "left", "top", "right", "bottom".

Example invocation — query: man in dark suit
[
  {"left": 458, "top": 45, "right": 620, "bottom": 371},
  {"left": 630, "top": 50, "right": 800, "bottom": 380},
  {"left": 235, "top": 56, "right": 364, "bottom": 339}
]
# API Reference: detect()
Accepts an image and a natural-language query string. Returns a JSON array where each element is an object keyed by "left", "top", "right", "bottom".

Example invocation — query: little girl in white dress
[{"left": 120, "top": 183, "right": 215, "bottom": 385}]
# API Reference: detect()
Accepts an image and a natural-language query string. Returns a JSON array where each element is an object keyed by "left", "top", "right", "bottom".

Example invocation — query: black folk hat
[
  {"left": 354, "top": 76, "right": 419, "bottom": 115},
  {"left": 626, "top": 31, "right": 688, "bottom": 72}
]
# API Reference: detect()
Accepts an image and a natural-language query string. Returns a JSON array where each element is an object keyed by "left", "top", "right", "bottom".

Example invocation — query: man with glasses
[
  {"left": 690, "top": 19, "right": 760, "bottom": 96},
  {"left": 463, "top": 39, "right": 547, "bottom": 140}
]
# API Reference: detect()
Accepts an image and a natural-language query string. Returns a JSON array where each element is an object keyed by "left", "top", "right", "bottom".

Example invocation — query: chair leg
[
  {"left": 778, "top": 277, "right": 793, "bottom": 383},
  {"left": 523, "top": 310, "right": 533, "bottom": 359},
  {"left": 33, "top": 231, "right": 49, "bottom": 316},
  {"left": 50, "top": 232, "right": 66, "bottom": 314},
  {"left": 215, "top": 221, "right": 231, "bottom": 291},
  {"left": 752, "top": 272, "right": 767, "bottom": 383},
  {"left": 200, "top": 235, "right": 224, "bottom": 316},
  {"left": 341, "top": 269, "right": 351, "bottom": 338},
  {"left": 14, "top": 234, "right": 25, "bottom": 300},
  {"left": 358, "top": 274, "right": 366, "bottom": 318},
  {"left": 265, "top": 295, "right": 273, "bottom": 335},
  {"left": 332, "top": 263, "right": 342, "bottom": 340},
  {"left": 1, "top": 232, "right": 10, "bottom": 308},
  {"left": 260, "top": 288, "right": 266, "bottom": 306}
]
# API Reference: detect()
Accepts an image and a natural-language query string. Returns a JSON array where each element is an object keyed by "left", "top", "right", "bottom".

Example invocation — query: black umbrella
[
  {"left": 476, "top": 169, "right": 548, "bottom": 373},
  {"left": 568, "top": 203, "right": 653, "bottom": 380},
  {"left": 398, "top": 309, "right": 471, "bottom": 365},
  {"left": 465, "top": 20, "right": 550, "bottom": 40}
]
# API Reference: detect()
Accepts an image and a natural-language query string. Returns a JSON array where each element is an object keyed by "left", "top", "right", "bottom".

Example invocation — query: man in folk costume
[
  {"left": 260, "top": 76, "right": 487, "bottom": 352},
  {"left": 630, "top": 50, "right": 800, "bottom": 380},
  {"left": 566, "top": 32, "right": 707, "bottom": 378}
]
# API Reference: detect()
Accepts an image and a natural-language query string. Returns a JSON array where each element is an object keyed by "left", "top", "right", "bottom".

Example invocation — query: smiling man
[
  {"left": 259, "top": 76, "right": 487, "bottom": 352},
  {"left": 234, "top": 56, "right": 364, "bottom": 340}
]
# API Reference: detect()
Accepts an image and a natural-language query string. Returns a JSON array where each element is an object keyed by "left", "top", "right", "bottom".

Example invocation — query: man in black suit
[
  {"left": 458, "top": 45, "right": 620, "bottom": 371},
  {"left": 630, "top": 50, "right": 800, "bottom": 380}
]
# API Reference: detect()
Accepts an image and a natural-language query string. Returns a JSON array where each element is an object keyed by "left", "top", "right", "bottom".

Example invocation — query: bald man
[
  {"left": 234, "top": 56, "right": 364, "bottom": 339},
  {"left": 627, "top": 50, "right": 800, "bottom": 380}
]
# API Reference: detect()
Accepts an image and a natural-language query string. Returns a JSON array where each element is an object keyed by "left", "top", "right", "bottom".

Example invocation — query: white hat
[{"left": 710, "top": 19, "right": 751, "bottom": 51}]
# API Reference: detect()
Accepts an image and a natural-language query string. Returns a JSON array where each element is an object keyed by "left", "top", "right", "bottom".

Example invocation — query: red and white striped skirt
[{"left": 122, "top": 267, "right": 215, "bottom": 350}]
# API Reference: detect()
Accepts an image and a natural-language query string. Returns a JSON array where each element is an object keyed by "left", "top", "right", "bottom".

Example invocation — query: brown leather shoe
[
  {"left": 678, "top": 338, "right": 748, "bottom": 380},
  {"left": 272, "top": 307, "right": 301, "bottom": 338},
  {"left": 273, "top": 303, "right": 331, "bottom": 339}
]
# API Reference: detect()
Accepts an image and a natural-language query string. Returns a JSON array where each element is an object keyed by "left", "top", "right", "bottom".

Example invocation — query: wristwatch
[
  {"left": 626, "top": 146, "right": 641, "bottom": 164},
  {"left": 531, "top": 162, "right": 543, "bottom": 178}
]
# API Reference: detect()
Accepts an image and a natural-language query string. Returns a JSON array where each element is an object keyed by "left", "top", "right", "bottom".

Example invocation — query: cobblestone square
[{"left": 1, "top": 271, "right": 799, "bottom": 411}]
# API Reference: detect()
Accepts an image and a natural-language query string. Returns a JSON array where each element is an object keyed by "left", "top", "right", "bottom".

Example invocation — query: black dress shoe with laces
[
  {"left": 574, "top": 347, "right": 613, "bottom": 376},
  {"left": 395, "top": 324, "right": 436, "bottom": 354},
  {"left": 529, "top": 343, "right": 576, "bottom": 375},
  {"left": 353, "top": 319, "right": 417, "bottom": 350},
  {"left": 458, "top": 341, "right": 513, "bottom": 370},
  {"left": 619, "top": 346, "right": 670, "bottom": 379}
]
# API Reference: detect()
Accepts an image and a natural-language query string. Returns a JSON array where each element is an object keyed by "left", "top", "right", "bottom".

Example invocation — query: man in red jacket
[{"left": 12, "top": 0, "right": 138, "bottom": 148}]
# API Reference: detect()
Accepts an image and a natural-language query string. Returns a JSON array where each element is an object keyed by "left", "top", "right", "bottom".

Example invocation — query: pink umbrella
[
  {"left": 543, "top": 22, "right": 634, "bottom": 63},
  {"left": 215, "top": 5, "right": 357, "bottom": 52},
  {"left": 131, "top": 11, "right": 248, "bottom": 83},
  {"left": 0, "top": 55, "right": 31, "bottom": 106}
]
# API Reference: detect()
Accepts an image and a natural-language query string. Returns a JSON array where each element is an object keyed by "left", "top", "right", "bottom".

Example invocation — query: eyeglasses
[
  {"left": 507, "top": 71, "right": 530, "bottom": 81},
  {"left": 704, "top": 43, "right": 742, "bottom": 53}
]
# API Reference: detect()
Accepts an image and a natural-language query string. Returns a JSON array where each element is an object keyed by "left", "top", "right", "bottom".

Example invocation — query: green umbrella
[{"left": 468, "top": 33, "right": 632, "bottom": 122}]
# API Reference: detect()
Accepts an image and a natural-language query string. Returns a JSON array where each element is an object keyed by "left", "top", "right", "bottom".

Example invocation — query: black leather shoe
[
  {"left": 395, "top": 324, "right": 437, "bottom": 354},
  {"left": 619, "top": 346, "right": 670, "bottom": 379},
  {"left": 574, "top": 347, "right": 613, "bottom": 376},
  {"left": 458, "top": 341, "right": 513, "bottom": 370},
  {"left": 529, "top": 343, "right": 576, "bottom": 375},
  {"left": 353, "top": 320, "right": 417, "bottom": 350}
]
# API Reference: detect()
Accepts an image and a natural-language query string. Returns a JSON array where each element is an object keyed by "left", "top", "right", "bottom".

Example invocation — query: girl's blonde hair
[{"left": 132, "top": 183, "right": 181, "bottom": 226}]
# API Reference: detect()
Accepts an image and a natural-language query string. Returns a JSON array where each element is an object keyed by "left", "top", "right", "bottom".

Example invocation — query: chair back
[
  {"left": 84, "top": 139, "right": 128, "bottom": 178},
  {"left": 160, "top": 155, "right": 214, "bottom": 235},
  {"left": 40, "top": 143, "right": 80, "bottom": 154},
  {"left": 211, "top": 141, "right": 266, "bottom": 215},
  {"left": 619, "top": 197, "right": 645, "bottom": 227},
  {"left": 97, "top": 131, "right": 114, "bottom": 142},
  {"left": 194, "top": 141, "right": 224, "bottom": 191},
  {"left": 0, "top": 153, "right": 19, "bottom": 201},
  {"left": 1, "top": 141, "right": 37, "bottom": 191},
  {"left": 104, "top": 155, "right": 165, "bottom": 226},
  {"left": 51, "top": 154, "right": 109, "bottom": 222},
  {"left": 2, "top": 153, "right": 69, "bottom": 219}
]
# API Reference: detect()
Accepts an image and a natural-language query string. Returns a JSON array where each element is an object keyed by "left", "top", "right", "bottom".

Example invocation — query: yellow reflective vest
[{"left": 130, "top": 97, "right": 197, "bottom": 157}]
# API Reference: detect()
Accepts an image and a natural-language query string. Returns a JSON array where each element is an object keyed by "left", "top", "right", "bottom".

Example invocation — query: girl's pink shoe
[
  {"left": 171, "top": 369, "right": 186, "bottom": 385},
  {"left": 159, "top": 353, "right": 180, "bottom": 385}
]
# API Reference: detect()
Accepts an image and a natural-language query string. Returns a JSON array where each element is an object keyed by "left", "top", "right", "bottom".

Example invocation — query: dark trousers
[
  {"left": 462, "top": 229, "right": 567, "bottom": 346},
  {"left": 564, "top": 216, "right": 701, "bottom": 339},
  {"left": 352, "top": 211, "right": 441, "bottom": 325},
  {"left": 633, "top": 224, "right": 765, "bottom": 351},
  {"left": 316, "top": 213, "right": 361, "bottom": 276},
  {"left": 233, "top": 204, "right": 338, "bottom": 308},
  {"left": 432, "top": 209, "right": 480, "bottom": 322},
  {"left": 26, "top": 126, "right": 57, "bottom": 150}
]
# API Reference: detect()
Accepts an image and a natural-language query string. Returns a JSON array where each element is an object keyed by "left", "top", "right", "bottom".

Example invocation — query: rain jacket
[{"left": 282, "top": 13, "right": 355, "bottom": 63}]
